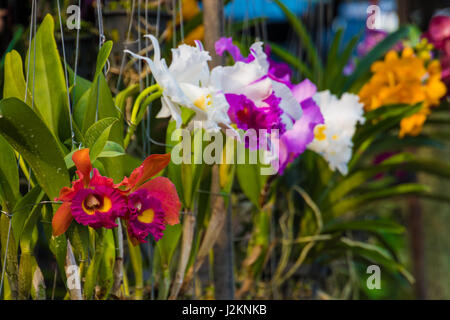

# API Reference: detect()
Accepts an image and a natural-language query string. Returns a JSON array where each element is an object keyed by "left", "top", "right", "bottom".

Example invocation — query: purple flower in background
[
  {"left": 344, "top": 28, "right": 402, "bottom": 75},
  {"left": 357, "top": 29, "right": 388, "bottom": 57},
  {"left": 424, "top": 14, "right": 450, "bottom": 89},
  {"left": 424, "top": 15, "right": 450, "bottom": 52},
  {"left": 373, "top": 152, "right": 408, "bottom": 181},
  {"left": 215, "top": 37, "right": 254, "bottom": 63}
]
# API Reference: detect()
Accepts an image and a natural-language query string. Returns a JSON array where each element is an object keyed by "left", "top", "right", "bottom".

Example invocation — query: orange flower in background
[
  {"left": 166, "top": 0, "right": 204, "bottom": 46},
  {"left": 358, "top": 46, "right": 447, "bottom": 138}
]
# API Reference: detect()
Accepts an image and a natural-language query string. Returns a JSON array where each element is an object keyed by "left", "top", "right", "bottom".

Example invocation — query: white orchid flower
[
  {"left": 308, "top": 91, "right": 366, "bottom": 175},
  {"left": 124, "top": 35, "right": 230, "bottom": 132}
]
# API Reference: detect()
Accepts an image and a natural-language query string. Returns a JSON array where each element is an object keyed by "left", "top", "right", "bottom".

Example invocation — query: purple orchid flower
[{"left": 215, "top": 37, "right": 324, "bottom": 174}]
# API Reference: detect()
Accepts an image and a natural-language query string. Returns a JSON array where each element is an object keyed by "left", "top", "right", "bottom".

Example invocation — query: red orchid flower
[
  {"left": 116, "top": 153, "right": 181, "bottom": 244},
  {"left": 52, "top": 149, "right": 127, "bottom": 236},
  {"left": 52, "top": 150, "right": 181, "bottom": 245}
]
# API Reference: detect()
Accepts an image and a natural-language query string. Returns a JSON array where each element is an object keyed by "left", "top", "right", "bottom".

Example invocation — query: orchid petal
[
  {"left": 169, "top": 44, "right": 211, "bottom": 86},
  {"left": 52, "top": 202, "right": 73, "bottom": 236},
  {"left": 125, "top": 153, "right": 171, "bottom": 191},
  {"left": 72, "top": 148, "right": 92, "bottom": 186},
  {"left": 290, "top": 79, "right": 317, "bottom": 104},
  {"left": 139, "top": 176, "right": 181, "bottom": 225},
  {"left": 215, "top": 37, "right": 246, "bottom": 62}
]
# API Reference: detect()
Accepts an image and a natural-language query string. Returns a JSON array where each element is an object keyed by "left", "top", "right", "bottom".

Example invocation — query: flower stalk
[{"left": 124, "top": 84, "right": 162, "bottom": 149}]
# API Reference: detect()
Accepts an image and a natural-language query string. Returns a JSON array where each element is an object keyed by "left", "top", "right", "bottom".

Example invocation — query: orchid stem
[{"left": 124, "top": 86, "right": 162, "bottom": 149}]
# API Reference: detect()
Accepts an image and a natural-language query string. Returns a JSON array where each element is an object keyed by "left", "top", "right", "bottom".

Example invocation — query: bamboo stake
[
  {"left": 203, "top": 0, "right": 234, "bottom": 301},
  {"left": 65, "top": 240, "right": 83, "bottom": 300},
  {"left": 112, "top": 220, "right": 124, "bottom": 298},
  {"left": 168, "top": 210, "right": 195, "bottom": 299}
]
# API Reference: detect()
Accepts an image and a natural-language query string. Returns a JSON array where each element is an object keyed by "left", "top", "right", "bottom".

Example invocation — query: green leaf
[
  {"left": 98, "top": 229, "right": 115, "bottom": 299},
  {"left": 85, "top": 117, "right": 118, "bottom": 162},
  {"left": 343, "top": 25, "right": 412, "bottom": 92},
  {"left": 340, "top": 237, "right": 414, "bottom": 283},
  {"left": 73, "top": 88, "right": 89, "bottom": 130},
  {"left": 273, "top": 0, "right": 322, "bottom": 79},
  {"left": 83, "top": 75, "right": 122, "bottom": 143},
  {"left": 98, "top": 141, "right": 126, "bottom": 158},
  {"left": 3, "top": 50, "right": 33, "bottom": 107},
  {"left": 11, "top": 186, "right": 43, "bottom": 248},
  {"left": 18, "top": 251, "right": 33, "bottom": 299},
  {"left": 26, "top": 14, "right": 70, "bottom": 142},
  {"left": 354, "top": 103, "right": 423, "bottom": 148},
  {"left": 364, "top": 103, "right": 422, "bottom": 122},
  {"left": 366, "top": 134, "right": 443, "bottom": 157},
  {"left": 269, "top": 42, "right": 314, "bottom": 80},
  {"left": 329, "top": 34, "right": 361, "bottom": 93},
  {"left": 94, "top": 41, "right": 113, "bottom": 80},
  {"left": 165, "top": 108, "right": 198, "bottom": 208},
  {"left": 40, "top": 203, "right": 67, "bottom": 284},
  {"left": 81, "top": 42, "right": 120, "bottom": 143},
  {"left": 232, "top": 17, "right": 268, "bottom": 33},
  {"left": 18, "top": 193, "right": 44, "bottom": 252},
  {"left": 0, "top": 98, "right": 70, "bottom": 200},
  {"left": 0, "top": 134, "right": 20, "bottom": 211},
  {"left": 323, "top": 219, "right": 405, "bottom": 235},
  {"left": 0, "top": 214, "right": 19, "bottom": 299},
  {"left": 236, "top": 147, "right": 268, "bottom": 208},
  {"left": 126, "top": 233, "right": 144, "bottom": 300},
  {"left": 329, "top": 152, "right": 415, "bottom": 203},
  {"left": 326, "top": 183, "right": 430, "bottom": 218},
  {"left": 156, "top": 224, "right": 182, "bottom": 268},
  {"left": 67, "top": 64, "right": 92, "bottom": 107},
  {"left": 84, "top": 229, "right": 106, "bottom": 299},
  {"left": 324, "top": 29, "right": 343, "bottom": 77}
]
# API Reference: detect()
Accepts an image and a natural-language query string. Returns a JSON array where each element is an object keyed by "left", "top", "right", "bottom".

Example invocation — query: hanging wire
[
  {"left": 10, "top": 0, "right": 37, "bottom": 250},
  {"left": 96, "top": 0, "right": 105, "bottom": 50},
  {"left": 242, "top": 0, "right": 250, "bottom": 48},
  {"left": 144, "top": 1, "right": 164, "bottom": 294},
  {"left": 57, "top": 0, "right": 76, "bottom": 149},
  {"left": 172, "top": 0, "right": 176, "bottom": 47},
  {"left": 226, "top": 0, "right": 235, "bottom": 37},
  {"left": 72, "top": 0, "right": 82, "bottom": 140},
  {"left": 261, "top": 0, "right": 268, "bottom": 43},
  {"left": 137, "top": 0, "right": 143, "bottom": 91},
  {"left": 137, "top": 0, "right": 146, "bottom": 158},
  {"left": 95, "top": 0, "right": 106, "bottom": 122},
  {"left": 24, "top": 0, "right": 35, "bottom": 104},
  {"left": 27, "top": 0, "right": 38, "bottom": 193},
  {"left": 250, "top": 0, "right": 260, "bottom": 40},
  {"left": 116, "top": 0, "right": 136, "bottom": 91},
  {"left": 178, "top": 0, "right": 184, "bottom": 43},
  {"left": 144, "top": 0, "right": 150, "bottom": 89}
]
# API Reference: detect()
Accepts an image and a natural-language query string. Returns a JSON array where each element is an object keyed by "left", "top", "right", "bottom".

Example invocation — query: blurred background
[{"left": 0, "top": 0, "right": 449, "bottom": 299}]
